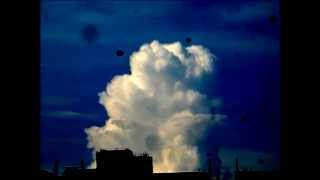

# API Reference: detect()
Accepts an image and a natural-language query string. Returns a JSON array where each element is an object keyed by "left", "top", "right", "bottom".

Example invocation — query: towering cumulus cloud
[{"left": 85, "top": 40, "right": 224, "bottom": 172}]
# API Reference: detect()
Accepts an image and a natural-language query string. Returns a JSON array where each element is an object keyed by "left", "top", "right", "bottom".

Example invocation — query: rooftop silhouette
[
  {"left": 41, "top": 148, "right": 210, "bottom": 179},
  {"left": 40, "top": 148, "right": 280, "bottom": 180},
  {"left": 234, "top": 158, "right": 280, "bottom": 180}
]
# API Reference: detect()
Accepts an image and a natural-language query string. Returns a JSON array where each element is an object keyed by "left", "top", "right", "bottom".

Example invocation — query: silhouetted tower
[
  {"left": 53, "top": 160, "right": 59, "bottom": 176},
  {"left": 80, "top": 160, "right": 85, "bottom": 170},
  {"left": 208, "top": 148, "right": 221, "bottom": 180},
  {"left": 235, "top": 158, "right": 239, "bottom": 172},
  {"left": 222, "top": 167, "right": 232, "bottom": 180},
  {"left": 208, "top": 155, "right": 212, "bottom": 177}
]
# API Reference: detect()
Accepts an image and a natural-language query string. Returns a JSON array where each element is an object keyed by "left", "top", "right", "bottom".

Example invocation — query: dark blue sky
[{"left": 40, "top": 0, "right": 280, "bottom": 175}]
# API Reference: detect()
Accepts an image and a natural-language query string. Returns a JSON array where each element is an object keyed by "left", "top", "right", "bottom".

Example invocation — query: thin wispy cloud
[
  {"left": 43, "top": 111, "right": 99, "bottom": 120},
  {"left": 46, "top": 138, "right": 84, "bottom": 144},
  {"left": 196, "top": 31, "right": 279, "bottom": 55},
  {"left": 218, "top": 1, "right": 278, "bottom": 23},
  {"left": 41, "top": 96, "right": 80, "bottom": 107}
]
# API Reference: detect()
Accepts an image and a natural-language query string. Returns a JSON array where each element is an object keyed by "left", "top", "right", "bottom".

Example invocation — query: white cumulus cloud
[{"left": 85, "top": 40, "right": 224, "bottom": 172}]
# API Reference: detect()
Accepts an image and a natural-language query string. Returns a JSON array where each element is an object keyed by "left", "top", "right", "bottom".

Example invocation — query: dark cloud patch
[
  {"left": 240, "top": 114, "right": 249, "bottom": 123},
  {"left": 80, "top": 0, "right": 113, "bottom": 15},
  {"left": 110, "top": 120, "right": 135, "bottom": 129},
  {"left": 185, "top": 37, "right": 192, "bottom": 44},
  {"left": 116, "top": 49, "right": 124, "bottom": 56},
  {"left": 188, "top": 0, "right": 216, "bottom": 9},
  {"left": 268, "top": 15, "right": 277, "bottom": 24},
  {"left": 81, "top": 24, "right": 99, "bottom": 43},
  {"left": 42, "top": 11, "right": 48, "bottom": 23},
  {"left": 257, "top": 158, "right": 264, "bottom": 164},
  {"left": 145, "top": 134, "right": 162, "bottom": 152}
]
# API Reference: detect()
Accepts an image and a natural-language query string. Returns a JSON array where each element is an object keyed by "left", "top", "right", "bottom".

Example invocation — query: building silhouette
[
  {"left": 40, "top": 150, "right": 280, "bottom": 179},
  {"left": 153, "top": 172, "right": 210, "bottom": 180},
  {"left": 62, "top": 148, "right": 152, "bottom": 177},
  {"left": 39, "top": 169, "right": 55, "bottom": 176},
  {"left": 59, "top": 148, "right": 210, "bottom": 179},
  {"left": 39, "top": 160, "right": 60, "bottom": 176},
  {"left": 210, "top": 149, "right": 222, "bottom": 179},
  {"left": 53, "top": 160, "right": 59, "bottom": 176},
  {"left": 96, "top": 148, "right": 152, "bottom": 177},
  {"left": 221, "top": 167, "right": 232, "bottom": 180},
  {"left": 234, "top": 158, "right": 280, "bottom": 180}
]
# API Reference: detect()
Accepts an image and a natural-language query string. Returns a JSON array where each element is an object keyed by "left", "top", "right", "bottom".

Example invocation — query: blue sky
[{"left": 40, "top": 0, "right": 280, "bottom": 177}]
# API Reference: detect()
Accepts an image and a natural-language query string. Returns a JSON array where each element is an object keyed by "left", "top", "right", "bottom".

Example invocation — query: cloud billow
[{"left": 85, "top": 40, "right": 224, "bottom": 172}]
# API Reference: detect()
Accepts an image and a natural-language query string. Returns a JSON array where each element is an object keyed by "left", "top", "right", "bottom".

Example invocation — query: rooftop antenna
[
  {"left": 207, "top": 152, "right": 212, "bottom": 177},
  {"left": 53, "top": 160, "right": 59, "bottom": 176},
  {"left": 80, "top": 160, "right": 85, "bottom": 170}
]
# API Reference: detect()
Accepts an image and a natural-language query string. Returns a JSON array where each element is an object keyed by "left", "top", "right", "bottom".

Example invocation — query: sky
[{"left": 40, "top": 0, "right": 280, "bottom": 178}]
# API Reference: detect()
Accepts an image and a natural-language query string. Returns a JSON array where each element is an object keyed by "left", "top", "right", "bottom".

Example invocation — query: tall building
[{"left": 96, "top": 148, "right": 153, "bottom": 177}]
